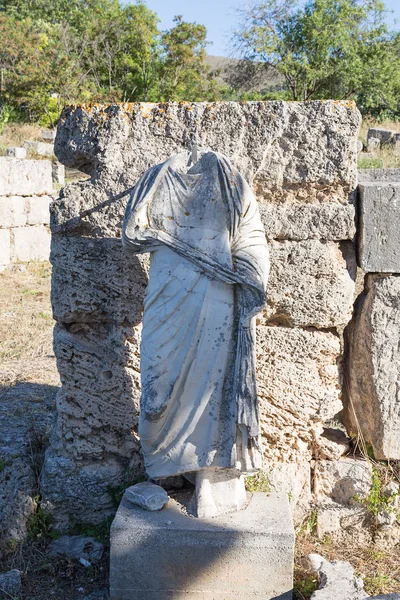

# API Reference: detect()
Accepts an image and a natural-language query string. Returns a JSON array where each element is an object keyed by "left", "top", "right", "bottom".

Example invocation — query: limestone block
[
  {"left": 358, "top": 182, "right": 400, "bottom": 272},
  {"left": 264, "top": 461, "right": 312, "bottom": 524},
  {"left": 51, "top": 101, "right": 360, "bottom": 236},
  {"left": 52, "top": 161, "right": 65, "bottom": 185},
  {"left": 125, "top": 482, "right": 169, "bottom": 511},
  {"left": 25, "top": 195, "right": 51, "bottom": 225},
  {"left": 110, "top": 492, "right": 294, "bottom": 600},
  {"left": 0, "top": 229, "right": 10, "bottom": 268},
  {"left": 316, "top": 503, "right": 368, "bottom": 539},
  {"left": 53, "top": 323, "right": 141, "bottom": 461},
  {"left": 367, "top": 127, "right": 394, "bottom": 145},
  {"left": 314, "top": 459, "right": 372, "bottom": 506},
  {"left": 42, "top": 128, "right": 57, "bottom": 141},
  {"left": 41, "top": 448, "right": 137, "bottom": 528},
  {"left": 6, "top": 146, "right": 26, "bottom": 159},
  {"left": 50, "top": 236, "right": 148, "bottom": 325},
  {"left": 0, "top": 196, "right": 26, "bottom": 227},
  {"left": 10, "top": 225, "right": 50, "bottom": 262},
  {"left": 343, "top": 274, "right": 400, "bottom": 460},
  {"left": 259, "top": 201, "right": 356, "bottom": 241},
  {"left": 367, "top": 137, "right": 381, "bottom": 152},
  {"left": 262, "top": 240, "right": 356, "bottom": 328},
  {"left": 0, "top": 157, "right": 53, "bottom": 196},
  {"left": 48, "top": 535, "right": 104, "bottom": 562},
  {"left": 358, "top": 168, "right": 400, "bottom": 183},
  {"left": 256, "top": 326, "right": 342, "bottom": 463},
  {"left": 24, "top": 140, "right": 54, "bottom": 156}
]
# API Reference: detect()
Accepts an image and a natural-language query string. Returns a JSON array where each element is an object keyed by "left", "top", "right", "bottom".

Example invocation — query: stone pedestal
[{"left": 110, "top": 491, "right": 294, "bottom": 600}]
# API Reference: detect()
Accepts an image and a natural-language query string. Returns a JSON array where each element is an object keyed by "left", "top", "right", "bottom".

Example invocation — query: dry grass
[
  {"left": 0, "top": 261, "right": 59, "bottom": 387},
  {"left": 0, "top": 123, "right": 44, "bottom": 155},
  {"left": 359, "top": 118, "right": 400, "bottom": 144}
]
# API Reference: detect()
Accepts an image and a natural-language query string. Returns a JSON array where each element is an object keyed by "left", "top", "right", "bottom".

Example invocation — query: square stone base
[{"left": 110, "top": 491, "right": 294, "bottom": 599}]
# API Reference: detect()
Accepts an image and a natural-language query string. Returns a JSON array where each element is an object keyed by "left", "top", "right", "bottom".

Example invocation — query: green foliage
[
  {"left": 232, "top": 0, "right": 400, "bottom": 117},
  {"left": 363, "top": 573, "right": 398, "bottom": 596},
  {"left": 69, "top": 517, "right": 113, "bottom": 545},
  {"left": 0, "top": 458, "right": 6, "bottom": 473},
  {"left": 300, "top": 510, "right": 318, "bottom": 535},
  {"left": 27, "top": 500, "right": 58, "bottom": 540},
  {"left": 294, "top": 576, "right": 318, "bottom": 599},
  {"left": 245, "top": 470, "right": 271, "bottom": 493},
  {"left": 354, "top": 467, "right": 399, "bottom": 518},
  {"left": 0, "top": 102, "right": 10, "bottom": 133}
]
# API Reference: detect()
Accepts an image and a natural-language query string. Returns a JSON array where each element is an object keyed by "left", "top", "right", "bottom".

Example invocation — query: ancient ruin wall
[{"left": 41, "top": 101, "right": 361, "bottom": 525}]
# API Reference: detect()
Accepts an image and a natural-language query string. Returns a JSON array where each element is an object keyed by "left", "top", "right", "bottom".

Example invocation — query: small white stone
[{"left": 125, "top": 482, "right": 169, "bottom": 511}]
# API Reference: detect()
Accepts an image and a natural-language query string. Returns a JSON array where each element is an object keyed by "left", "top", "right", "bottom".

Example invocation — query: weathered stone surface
[
  {"left": 125, "top": 482, "right": 169, "bottom": 511},
  {"left": 259, "top": 201, "right": 356, "bottom": 241},
  {"left": 51, "top": 101, "right": 360, "bottom": 236},
  {"left": 367, "top": 127, "right": 394, "bottom": 146},
  {"left": 24, "top": 140, "right": 54, "bottom": 156},
  {"left": 25, "top": 195, "right": 51, "bottom": 225},
  {"left": 48, "top": 535, "right": 104, "bottom": 562},
  {"left": 343, "top": 274, "right": 400, "bottom": 460},
  {"left": 0, "top": 157, "right": 53, "bottom": 196},
  {"left": 314, "top": 458, "right": 372, "bottom": 506},
  {"left": 315, "top": 503, "right": 368, "bottom": 539},
  {"left": 52, "top": 323, "right": 141, "bottom": 461},
  {"left": 358, "top": 168, "right": 400, "bottom": 183},
  {"left": 52, "top": 161, "right": 65, "bottom": 185},
  {"left": 305, "top": 554, "right": 368, "bottom": 600},
  {"left": 257, "top": 326, "right": 342, "bottom": 463},
  {"left": 358, "top": 182, "right": 400, "bottom": 272},
  {"left": 10, "top": 224, "right": 50, "bottom": 262},
  {"left": 42, "top": 128, "right": 57, "bottom": 141},
  {"left": 110, "top": 492, "right": 294, "bottom": 600},
  {"left": 6, "top": 146, "right": 26, "bottom": 159},
  {"left": 0, "top": 229, "right": 10, "bottom": 268},
  {"left": 261, "top": 240, "right": 356, "bottom": 328},
  {"left": 0, "top": 196, "right": 26, "bottom": 228},
  {"left": 0, "top": 382, "right": 56, "bottom": 542},
  {"left": 50, "top": 236, "right": 148, "bottom": 324},
  {"left": 0, "top": 569, "right": 21, "bottom": 599},
  {"left": 264, "top": 461, "right": 312, "bottom": 524},
  {"left": 314, "top": 427, "right": 351, "bottom": 460}
]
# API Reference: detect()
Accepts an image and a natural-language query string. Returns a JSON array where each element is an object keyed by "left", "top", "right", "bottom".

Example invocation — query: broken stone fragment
[
  {"left": 125, "top": 482, "right": 169, "bottom": 511},
  {"left": 0, "top": 569, "right": 21, "bottom": 599},
  {"left": 303, "top": 553, "right": 368, "bottom": 600},
  {"left": 48, "top": 535, "right": 104, "bottom": 562}
]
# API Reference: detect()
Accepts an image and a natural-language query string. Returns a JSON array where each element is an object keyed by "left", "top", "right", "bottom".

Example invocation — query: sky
[{"left": 136, "top": 0, "right": 400, "bottom": 57}]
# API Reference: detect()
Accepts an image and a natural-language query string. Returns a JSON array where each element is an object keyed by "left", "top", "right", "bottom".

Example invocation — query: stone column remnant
[{"left": 41, "top": 101, "right": 360, "bottom": 526}]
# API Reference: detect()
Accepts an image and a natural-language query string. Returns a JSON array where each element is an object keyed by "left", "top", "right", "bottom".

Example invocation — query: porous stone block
[
  {"left": 264, "top": 461, "right": 312, "bottom": 524},
  {"left": 6, "top": 146, "right": 26, "bottom": 159},
  {"left": 10, "top": 224, "right": 50, "bottom": 262},
  {"left": 0, "top": 157, "right": 53, "bottom": 195},
  {"left": 110, "top": 492, "right": 294, "bottom": 600},
  {"left": 257, "top": 326, "right": 342, "bottom": 463},
  {"left": 0, "top": 229, "right": 10, "bottom": 268},
  {"left": 358, "top": 182, "right": 400, "bottom": 272},
  {"left": 259, "top": 201, "right": 356, "bottom": 241},
  {"left": 50, "top": 236, "right": 148, "bottom": 324},
  {"left": 51, "top": 101, "right": 360, "bottom": 236},
  {"left": 42, "top": 128, "right": 57, "bottom": 141},
  {"left": 24, "top": 140, "right": 54, "bottom": 156},
  {"left": 52, "top": 323, "right": 141, "bottom": 461},
  {"left": 0, "top": 570, "right": 21, "bottom": 598},
  {"left": 343, "top": 274, "right": 400, "bottom": 459},
  {"left": 263, "top": 240, "right": 356, "bottom": 328},
  {"left": 0, "top": 196, "right": 26, "bottom": 227},
  {"left": 25, "top": 195, "right": 51, "bottom": 225}
]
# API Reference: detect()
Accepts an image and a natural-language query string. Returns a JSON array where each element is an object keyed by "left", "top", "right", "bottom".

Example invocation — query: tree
[
  {"left": 232, "top": 0, "right": 400, "bottom": 116},
  {"left": 159, "top": 15, "right": 218, "bottom": 101}
]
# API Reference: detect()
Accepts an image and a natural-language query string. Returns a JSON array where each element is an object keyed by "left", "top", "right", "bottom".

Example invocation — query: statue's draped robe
[{"left": 122, "top": 150, "right": 269, "bottom": 478}]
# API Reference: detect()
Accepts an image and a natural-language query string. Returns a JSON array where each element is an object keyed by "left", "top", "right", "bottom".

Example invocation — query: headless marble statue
[{"left": 122, "top": 147, "right": 269, "bottom": 517}]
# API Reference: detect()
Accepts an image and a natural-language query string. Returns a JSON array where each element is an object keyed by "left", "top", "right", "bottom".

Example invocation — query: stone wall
[
  {"left": 0, "top": 157, "right": 57, "bottom": 269},
  {"left": 40, "top": 100, "right": 361, "bottom": 527}
]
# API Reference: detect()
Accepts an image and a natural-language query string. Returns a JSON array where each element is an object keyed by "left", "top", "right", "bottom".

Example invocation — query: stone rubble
[
  {"left": 125, "top": 482, "right": 169, "bottom": 511},
  {"left": 48, "top": 535, "right": 104, "bottom": 562},
  {"left": 0, "top": 569, "right": 21, "bottom": 599}
]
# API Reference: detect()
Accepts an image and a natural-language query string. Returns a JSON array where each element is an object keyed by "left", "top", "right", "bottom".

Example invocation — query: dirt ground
[{"left": 1, "top": 262, "right": 399, "bottom": 599}]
